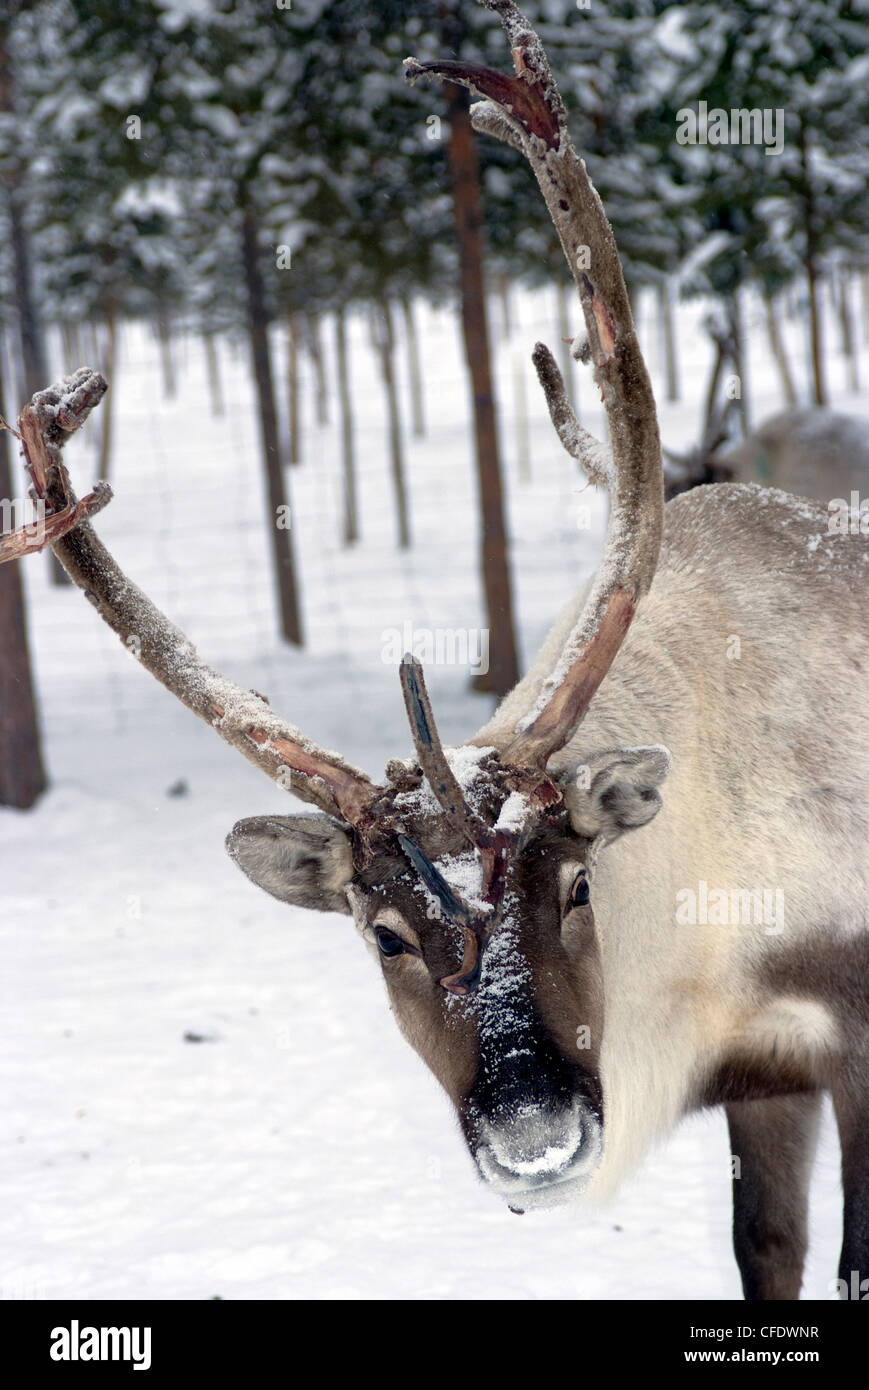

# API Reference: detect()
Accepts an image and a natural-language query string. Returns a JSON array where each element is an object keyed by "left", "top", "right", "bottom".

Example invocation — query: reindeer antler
[
  {"left": 406, "top": 0, "right": 664, "bottom": 770},
  {"left": 4, "top": 369, "right": 379, "bottom": 825},
  {"left": 0, "top": 371, "right": 112, "bottom": 562},
  {"left": 4, "top": 3, "right": 664, "bottom": 1002}
]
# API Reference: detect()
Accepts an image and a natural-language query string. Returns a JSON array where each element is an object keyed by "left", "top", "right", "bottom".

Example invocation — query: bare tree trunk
[
  {"left": 805, "top": 266, "right": 826, "bottom": 407},
  {"left": 555, "top": 280, "right": 575, "bottom": 410},
  {"left": 444, "top": 78, "right": 519, "bottom": 697},
  {"left": 86, "top": 320, "right": 100, "bottom": 368},
  {"left": 304, "top": 312, "right": 329, "bottom": 427},
  {"left": 513, "top": 343, "right": 530, "bottom": 485},
  {"left": 8, "top": 198, "right": 68, "bottom": 594},
  {"left": 0, "top": 26, "right": 70, "bottom": 591},
  {"left": 6, "top": 201, "right": 47, "bottom": 402},
  {"left": 335, "top": 306, "right": 358, "bottom": 545},
  {"left": 97, "top": 308, "right": 116, "bottom": 480},
  {"left": 286, "top": 310, "right": 301, "bottom": 466},
  {"left": 701, "top": 328, "right": 728, "bottom": 443},
  {"left": 860, "top": 271, "right": 869, "bottom": 346},
  {"left": 155, "top": 307, "right": 176, "bottom": 399},
  {"left": 0, "top": 331, "right": 47, "bottom": 808},
  {"left": 763, "top": 291, "right": 797, "bottom": 406},
  {"left": 496, "top": 272, "right": 512, "bottom": 337},
  {"left": 373, "top": 297, "right": 411, "bottom": 550},
  {"left": 498, "top": 276, "right": 530, "bottom": 483},
  {"left": 798, "top": 118, "right": 827, "bottom": 408},
  {"left": 203, "top": 333, "right": 224, "bottom": 417},
  {"left": 658, "top": 279, "right": 680, "bottom": 403},
  {"left": 60, "top": 320, "right": 83, "bottom": 368},
  {"left": 240, "top": 199, "right": 303, "bottom": 645},
  {"left": 727, "top": 289, "right": 751, "bottom": 434},
  {"left": 836, "top": 268, "right": 859, "bottom": 394},
  {"left": 401, "top": 297, "right": 426, "bottom": 438}
]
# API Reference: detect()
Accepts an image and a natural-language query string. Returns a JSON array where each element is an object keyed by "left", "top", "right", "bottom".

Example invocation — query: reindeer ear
[
  {"left": 226, "top": 815, "right": 354, "bottom": 915},
  {"left": 563, "top": 746, "right": 671, "bottom": 839}
]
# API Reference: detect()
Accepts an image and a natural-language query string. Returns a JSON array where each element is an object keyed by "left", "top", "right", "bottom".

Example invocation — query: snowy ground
[{"left": 2, "top": 285, "right": 866, "bottom": 1301}]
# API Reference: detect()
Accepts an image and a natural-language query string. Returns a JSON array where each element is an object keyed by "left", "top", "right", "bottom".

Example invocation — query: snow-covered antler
[
  {"left": 0, "top": 371, "right": 112, "bottom": 562},
  {"left": 406, "top": 0, "right": 664, "bottom": 769},
  {"left": 5, "top": 368, "right": 378, "bottom": 825}
]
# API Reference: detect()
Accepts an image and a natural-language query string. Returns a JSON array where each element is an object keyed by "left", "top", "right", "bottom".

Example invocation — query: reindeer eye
[
  {"left": 375, "top": 927, "right": 406, "bottom": 958},
  {"left": 568, "top": 870, "right": 590, "bottom": 910}
]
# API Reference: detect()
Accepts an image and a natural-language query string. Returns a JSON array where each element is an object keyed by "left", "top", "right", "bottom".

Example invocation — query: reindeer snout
[{"left": 474, "top": 1100, "right": 602, "bottom": 1203}]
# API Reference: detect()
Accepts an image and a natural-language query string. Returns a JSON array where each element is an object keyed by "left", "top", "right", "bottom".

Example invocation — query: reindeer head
[
  {"left": 11, "top": 0, "right": 665, "bottom": 1213},
  {"left": 227, "top": 658, "right": 670, "bottom": 1209}
]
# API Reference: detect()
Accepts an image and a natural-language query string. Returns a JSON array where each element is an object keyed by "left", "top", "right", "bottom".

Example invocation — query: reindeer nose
[
  {"left": 473, "top": 1096, "right": 603, "bottom": 1202},
  {"left": 485, "top": 1106, "right": 584, "bottom": 1180}
]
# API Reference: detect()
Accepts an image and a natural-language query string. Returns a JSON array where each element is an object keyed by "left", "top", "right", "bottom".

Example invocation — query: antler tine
[
  {"left": 399, "top": 655, "right": 493, "bottom": 849},
  {"left": 406, "top": 0, "right": 663, "bottom": 770},
  {"left": 398, "top": 834, "right": 492, "bottom": 997},
  {"left": 17, "top": 369, "right": 378, "bottom": 826}
]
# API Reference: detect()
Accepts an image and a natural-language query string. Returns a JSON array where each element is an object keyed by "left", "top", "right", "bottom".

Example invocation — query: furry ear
[
  {"left": 563, "top": 746, "right": 672, "bottom": 840},
  {"left": 226, "top": 815, "right": 354, "bottom": 915}
]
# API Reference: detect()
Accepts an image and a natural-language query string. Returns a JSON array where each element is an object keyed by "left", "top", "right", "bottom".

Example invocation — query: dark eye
[
  {"left": 375, "top": 927, "right": 406, "bottom": 958},
  {"left": 568, "top": 870, "right": 590, "bottom": 910}
]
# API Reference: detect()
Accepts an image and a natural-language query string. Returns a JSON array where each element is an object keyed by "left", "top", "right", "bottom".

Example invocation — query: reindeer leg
[
  {"left": 726, "top": 1092, "right": 821, "bottom": 1301},
  {"left": 832, "top": 1060, "right": 869, "bottom": 1300}
]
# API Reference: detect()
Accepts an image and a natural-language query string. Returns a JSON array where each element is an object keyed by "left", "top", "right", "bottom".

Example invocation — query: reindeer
[
  {"left": 666, "top": 405, "right": 869, "bottom": 505},
  {"left": 5, "top": 0, "right": 868, "bottom": 1301}
]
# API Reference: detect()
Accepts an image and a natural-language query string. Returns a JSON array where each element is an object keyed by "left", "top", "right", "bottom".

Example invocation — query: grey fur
[
  {"left": 722, "top": 407, "right": 869, "bottom": 500},
  {"left": 564, "top": 746, "right": 671, "bottom": 838},
  {"left": 226, "top": 815, "right": 353, "bottom": 915}
]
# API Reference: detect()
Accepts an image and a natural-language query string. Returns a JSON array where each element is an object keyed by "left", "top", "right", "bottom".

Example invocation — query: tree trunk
[
  {"left": 98, "top": 308, "right": 116, "bottom": 480},
  {"left": 155, "top": 307, "right": 176, "bottom": 398},
  {"left": 6, "top": 201, "right": 47, "bottom": 401},
  {"left": 373, "top": 297, "right": 411, "bottom": 550},
  {"left": 860, "top": 271, "right": 869, "bottom": 347},
  {"left": 496, "top": 272, "right": 512, "bottom": 338},
  {"left": 60, "top": 319, "right": 83, "bottom": 368},
  {"left": 204, "top": 333, "right": 224, "bottom": 417},
  {"left": 727, "top": 289, "right": 750, "bottom": 435},
  {"left": 240, "top": 199, "right": 303, "bottom": 645},
  {"left": 836, "top": 269, "right": 859, "bottom": 394},
  {"left": 0, "top": 332, "right": 48, "bottom": 808},
  {"left": 286, "top": 310, "right": 301, "bottom": 466},
  {"left": 555, "top": 280, "right": 577, "bottom": 412},
  {"left": 701, "top": 328, "right": 727, "bottom": 444},
  {"left": 805, "top": 265, "right": 826, "bottom": 407},
  {"left": 1, "top": 22, "right": 70, "bottom": 591},
  {"left": 335, "top": 306, "right": 358, "bottom": 545},
  {"left": 513, "top": 343, "right": 530, "bottom": 486},
  {"left": 658, "top": 279, "right": 680, "bottom": 403},
  {"left": 444, "top": 79, "right": 519, "bottom": 697},
  {"left": 401, "top": 297, "right": 426, "bottom": 438},
  {"left": 798, "top": 119, "right": 827, "bottom": 407},
  {"left": 763, "top": 291, "right": 797, "bottom": 406},
  {"left": 304, "top": 312, "right": 329, "bottom": 427}
]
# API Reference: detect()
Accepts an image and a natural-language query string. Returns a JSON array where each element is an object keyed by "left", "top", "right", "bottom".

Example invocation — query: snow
[
  {"left": 494, "top": 790, "right": 532, "bottom": 832},
  {"left": 434, "top": 852, "right": 488, "bottom": 914},
  {"left": 3, "top": 284, "right": 866, "bottom": 1301}
]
